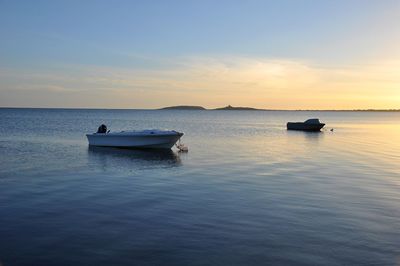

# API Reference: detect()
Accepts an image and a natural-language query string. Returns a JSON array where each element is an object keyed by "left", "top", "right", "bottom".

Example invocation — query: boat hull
[
  {"left": 287, "top": 122, "right": 325, "bottom": 131},
  {"left": 86, "top": 133, "right": 183, "bottom": 149}
]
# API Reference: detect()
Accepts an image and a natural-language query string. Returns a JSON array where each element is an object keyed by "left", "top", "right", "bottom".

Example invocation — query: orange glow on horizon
[{"left": 0, "top": 57, "right": 399, "bottom": 109}]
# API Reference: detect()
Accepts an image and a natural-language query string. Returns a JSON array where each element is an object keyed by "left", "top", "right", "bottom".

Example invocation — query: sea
[{"left": 0, "top": 108, "right": 399, "bottom": 266}]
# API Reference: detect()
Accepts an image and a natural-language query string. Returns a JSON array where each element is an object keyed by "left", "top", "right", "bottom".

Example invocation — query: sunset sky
[{"left": 0, "top": 0, "right": 399, "bottom": 109}]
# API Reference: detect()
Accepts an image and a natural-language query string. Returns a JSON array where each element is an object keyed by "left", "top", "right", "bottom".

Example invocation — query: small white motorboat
[{"left": 86, "top": 125, "right": 184, "bottom": 149}]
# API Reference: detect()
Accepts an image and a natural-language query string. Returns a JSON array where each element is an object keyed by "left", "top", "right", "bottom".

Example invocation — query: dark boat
[{"left": 287, "top": 118, "right": 325, "bottom": 131}]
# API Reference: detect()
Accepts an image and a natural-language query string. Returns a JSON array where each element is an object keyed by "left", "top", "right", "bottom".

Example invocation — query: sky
[{"left": 0, "top": 0, "right": 399, "bottom": 109}]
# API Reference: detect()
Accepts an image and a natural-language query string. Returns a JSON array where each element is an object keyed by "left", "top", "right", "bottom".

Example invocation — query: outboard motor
[{"left": 97, "top": 124, "right": 107, "bottom": 133}]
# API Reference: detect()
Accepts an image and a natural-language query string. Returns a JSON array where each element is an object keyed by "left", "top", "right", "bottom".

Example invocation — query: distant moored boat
[{"left": 287, "top": 118, "right": 325, "bottom": 132}]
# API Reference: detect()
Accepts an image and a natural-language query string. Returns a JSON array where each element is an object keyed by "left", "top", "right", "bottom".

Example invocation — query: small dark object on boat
[
  {"left": 330, "top": 128, "right": 334, "bottom": 132},
  {"left": 97, "top": 124, "right": 107, "bottom": 133},
  {"left": 287, "top": 119, "right": 325, "bottom": 132}
]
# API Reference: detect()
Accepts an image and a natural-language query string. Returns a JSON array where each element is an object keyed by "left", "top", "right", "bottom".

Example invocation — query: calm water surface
[{"left": 0, "top": 109, "right": 399, "bottom": 265}]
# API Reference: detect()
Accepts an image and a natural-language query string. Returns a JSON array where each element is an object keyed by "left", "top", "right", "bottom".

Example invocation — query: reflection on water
[
  {"left": 287, "top": 130, "right": 325, "bottom": 147},
  {"left": 286, "top": 129, "right": 325, "bottom": 138},
  {"left": 87, "top": 146, "right": 182, "bottom": 171}
]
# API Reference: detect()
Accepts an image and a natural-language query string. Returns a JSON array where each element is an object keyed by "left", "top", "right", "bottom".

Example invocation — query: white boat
[{"left": 86, "top": 129, "right": 184, "bottom": 149}]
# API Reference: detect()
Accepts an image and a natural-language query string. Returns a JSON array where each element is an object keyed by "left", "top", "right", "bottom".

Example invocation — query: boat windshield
[{"left": 304, "top": 119, "right": 320, "bottom": 124}]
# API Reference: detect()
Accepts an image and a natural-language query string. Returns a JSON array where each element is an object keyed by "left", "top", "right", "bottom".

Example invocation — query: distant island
[
  {"left": 214, "top": 105, "right": 262, "bottom": 111},
  {"left": 160, "top": 105, "right": 206, "bottom": 110},
  {"left": 160, "top": 105, "right": 264, "bottom": 111}
]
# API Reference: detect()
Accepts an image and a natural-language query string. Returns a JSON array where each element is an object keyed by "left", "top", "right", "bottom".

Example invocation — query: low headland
[
  {"left": 214, "top": 105, "right": 261, "bottom": 111},
  {"left": 161, "top": 105, "right": 265, "bottom": 111},
  {"left": 160, "top": 105, "right": 206, "bottom": 110}
]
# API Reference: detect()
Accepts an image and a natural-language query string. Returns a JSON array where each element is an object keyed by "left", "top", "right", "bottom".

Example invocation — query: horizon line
[{"left": 1, "top": 106, "right": 400, "bottom": 112}]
